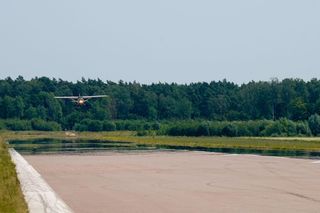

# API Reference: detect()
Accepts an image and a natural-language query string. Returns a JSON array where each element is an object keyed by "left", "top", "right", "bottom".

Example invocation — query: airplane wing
[
  {"left": 82, "top": 95, "right": 108, "bottom": 99},
  {"left": 54, "top": 96, "right": 79, "bottom": 99}
]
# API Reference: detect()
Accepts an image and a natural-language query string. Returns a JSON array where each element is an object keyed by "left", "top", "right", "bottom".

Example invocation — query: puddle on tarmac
[{"left": 9, "top": 138, "right": 320, "bottom": 159}]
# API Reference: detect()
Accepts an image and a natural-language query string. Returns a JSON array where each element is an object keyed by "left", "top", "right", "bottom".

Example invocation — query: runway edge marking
[{"left": 9, "top": 148, "right": 74, "bottom": 213}]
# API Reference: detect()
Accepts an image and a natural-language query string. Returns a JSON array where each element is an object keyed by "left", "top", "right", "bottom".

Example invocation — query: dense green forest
[{"left": 0, "top": 76, "right": 320, "bottom": 136}]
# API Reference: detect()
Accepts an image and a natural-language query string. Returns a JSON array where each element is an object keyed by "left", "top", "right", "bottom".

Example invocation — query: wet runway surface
[{"left": 10, "top": 138, "right": 320, "bottom": 158}]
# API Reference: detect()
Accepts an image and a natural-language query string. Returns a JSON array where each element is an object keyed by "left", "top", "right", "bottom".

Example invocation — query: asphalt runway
[{"left": 24, "top": 152, "right": 320, "bottom": 213}]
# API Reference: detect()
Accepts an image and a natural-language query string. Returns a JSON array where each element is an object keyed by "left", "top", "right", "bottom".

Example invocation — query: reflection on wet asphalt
[{"left": 9, "top": 138, "right": 320, "bottom": 159}]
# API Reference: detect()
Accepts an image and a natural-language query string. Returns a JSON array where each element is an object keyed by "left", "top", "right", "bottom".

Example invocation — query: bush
[
  {"left": 279, "top": 118, "right": 297, "bottom": 136},
  {"left": 308, "top": 114, "right": 320, "bottom": 136},
  {"left": 114, "top": 120, "right": 160, "bottom": 131},
  {"left": 136, "top": 130, "right": 148, "bottom": 136},
  {"left": 221, "top": 124, "right": 238, "bottom": 137},
  {"left": 151, "top": 122, "right": 161, "bottom": 130},
  {"left": 165, "top": 121, "right": 197, "bottom": 136},
  {"left": 0, "top": 120, "right": 4, "bottom": 130},
  {"left": 143, "top": 123, "right": 151, "bottom": 130},
  {"left": 209, "top": 122, "right": 224, "bottom": 136},
  {"left": 245, "top": 120, "right": 265, "bottom": 136},
  {"left": 197, "top": 123, "right": 210, "bottom": 136},
  {"left": 114, "top": 120, "right": 144, "bottom": 131},
  {"left": 296, "top": 121, "right": 311, "bottom": 136},
  {"left": 236, "top": 123, "right": 251, "bottom": 136},
  {"left": 87, "top": 120, "right": 103, "bottom": 131},
  {"left": 74, "top": 123, "right": 87, "bottom": 131},
  {"left": 5, "top": 120, "right": 32, "bottom": 131},
  {"left": 102, "top": 121, "right": 116, "bottom": 131},
  {"left": 31, "top": 119, "right": 61, "bottom": 131},
  {"left": 163, "top": 119, "right": 309, "bottom": 137},
  {"left": 262, "top": 122, "right": 284, "bottom": 136},
  {"left": 74, "top": 119, "right": 103, "bottom": 131}
]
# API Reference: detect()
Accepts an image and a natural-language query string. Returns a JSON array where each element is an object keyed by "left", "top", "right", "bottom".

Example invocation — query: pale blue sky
[{"left": 0, "top": 0, "right": 319, "bottom": 84}]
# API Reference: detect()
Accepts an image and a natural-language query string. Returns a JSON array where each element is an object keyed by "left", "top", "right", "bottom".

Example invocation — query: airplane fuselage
[{"left": 77, "top": 98, "right": 85, "bottom": 105}]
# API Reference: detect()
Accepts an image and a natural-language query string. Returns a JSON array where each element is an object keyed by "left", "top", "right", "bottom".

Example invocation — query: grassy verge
[
  {"left": 101, "top": 135, "right": 320, "bottom": 152},
  {"left": 0, "top": 136, "right": 28, "bottom": 213}
]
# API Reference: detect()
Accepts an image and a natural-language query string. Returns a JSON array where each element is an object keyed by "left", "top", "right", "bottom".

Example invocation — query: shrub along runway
[{"left": 24, "top": 151, "right": 320, "bottom": 213}]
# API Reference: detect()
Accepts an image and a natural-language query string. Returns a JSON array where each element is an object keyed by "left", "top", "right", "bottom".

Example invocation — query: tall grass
[{"left": 0, "top": 136, "right": 28, "bottom": 213}]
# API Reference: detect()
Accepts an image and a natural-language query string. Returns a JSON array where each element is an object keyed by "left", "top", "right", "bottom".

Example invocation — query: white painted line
[
  {"left": 311, "top": 160, "right": 320, "bottom": 164},
  {"left": 9, "top": 149, "right": 73, "bottom": 213}
]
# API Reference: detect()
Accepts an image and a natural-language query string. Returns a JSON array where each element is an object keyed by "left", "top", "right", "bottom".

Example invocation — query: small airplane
[{"left": 54, "top": 94, "right": 108, "bottom": 105}]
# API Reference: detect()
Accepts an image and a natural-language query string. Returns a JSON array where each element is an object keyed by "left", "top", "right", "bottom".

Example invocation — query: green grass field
[
  {"left": 101, "top": 134, "right": 320, "bottom": 152},
  {"left": 0, "top": 135, "right": 28, "bottom": 213},
  {"left": 1, "top": 130, "right": 320, "bottom": 212}
]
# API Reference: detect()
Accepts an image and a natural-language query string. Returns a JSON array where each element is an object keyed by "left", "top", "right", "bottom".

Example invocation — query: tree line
[{"left": 0, "top": 76, "right": 320, "bottom": 135}]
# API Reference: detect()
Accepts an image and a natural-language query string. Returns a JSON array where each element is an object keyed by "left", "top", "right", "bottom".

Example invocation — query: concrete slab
[{"left": 9, "top": 149, "right": 73, "bottom": 213}]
